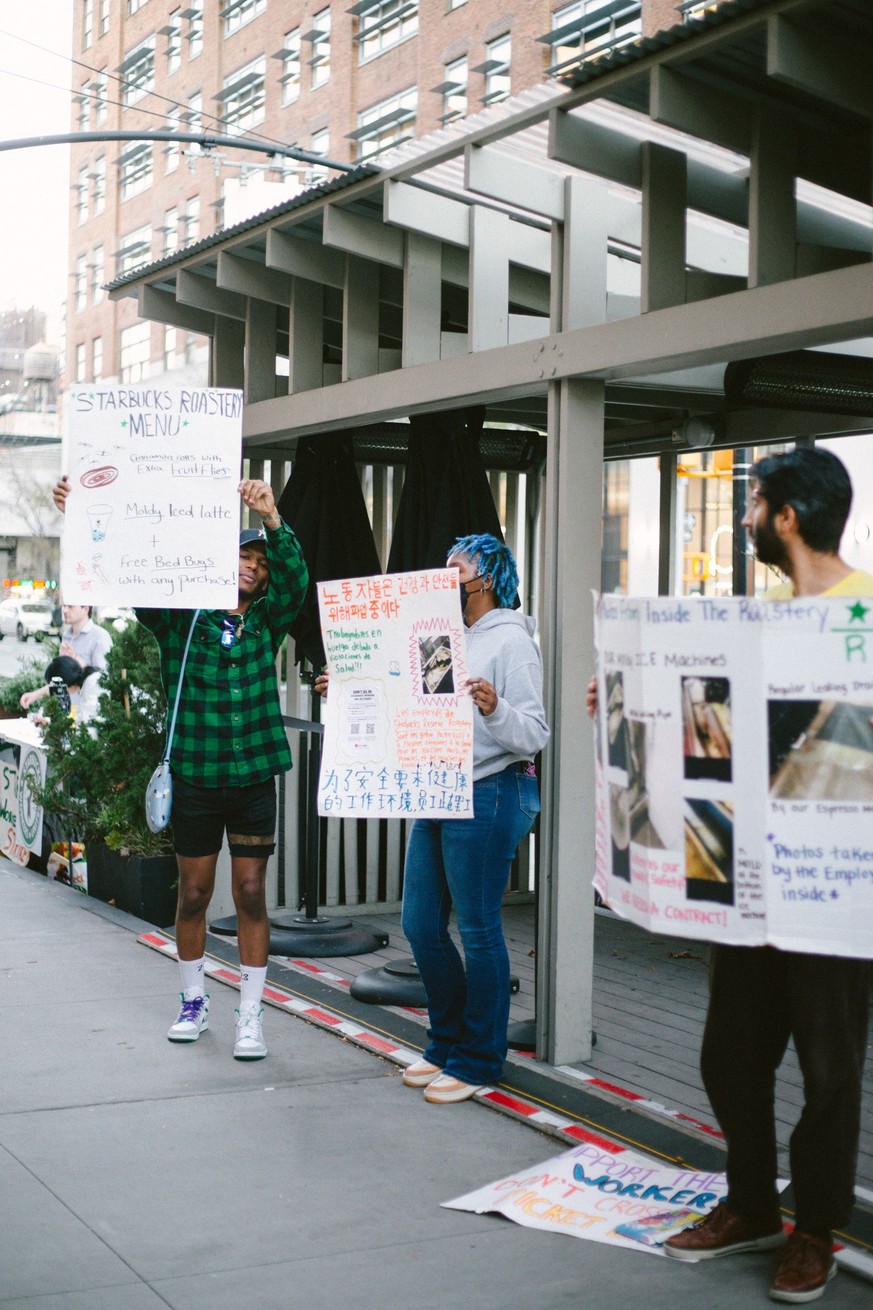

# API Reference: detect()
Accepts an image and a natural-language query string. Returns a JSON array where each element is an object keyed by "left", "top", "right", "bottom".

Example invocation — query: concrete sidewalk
[{"left": 1, "top": 858, "right": 870, "bottom": 1310}]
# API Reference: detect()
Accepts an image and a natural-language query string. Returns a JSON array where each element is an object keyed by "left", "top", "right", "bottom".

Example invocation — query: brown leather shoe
[
  {"left": 664, "top": 1200, "right": 787, "bottom": 1261},
  {"left": 769, "top": 1230, "right": 836, "bottom": 1303}
]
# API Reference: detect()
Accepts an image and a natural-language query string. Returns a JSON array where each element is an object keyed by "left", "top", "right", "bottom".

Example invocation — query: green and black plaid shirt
[{"left": 136, "top": 521, "right": 308, "bottom": 787}]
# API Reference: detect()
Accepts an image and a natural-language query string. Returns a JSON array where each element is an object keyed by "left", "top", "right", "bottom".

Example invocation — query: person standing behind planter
[
  {"left": 59, "top": 602, "right": 113, "bottom": 671},
  {"left": 52, "top": 475, "right": 309, "bottom": 1061}
]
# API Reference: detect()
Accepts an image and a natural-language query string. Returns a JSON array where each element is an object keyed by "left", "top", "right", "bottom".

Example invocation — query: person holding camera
[
  {"left": 52, "top": 475, "right": 309, "bottom": 1062},
  {"left": 20, "top": 655, "right": 103, "bottom": 724}
]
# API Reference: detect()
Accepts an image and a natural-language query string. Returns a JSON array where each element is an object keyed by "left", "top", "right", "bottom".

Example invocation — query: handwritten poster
[
  {"left": 445, "top": 1140, "right": 736, "bottom": 1256},
  {"left": 0, "top": 723, "right": 46, "bottom": 866},
  {"left": 317, "top": 569, "right": 474, "bottom": 819},
  {"left": 61, "top": 386, "right": 243, "bottom": 607},
  {"left": 593, "top": 593, "right": 873, "bottom": 959}
]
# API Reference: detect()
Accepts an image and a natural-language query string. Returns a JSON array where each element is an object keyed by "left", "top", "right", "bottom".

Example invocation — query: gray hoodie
[{"left": 465, "top": 608, "right": 550, "bottom": 781}]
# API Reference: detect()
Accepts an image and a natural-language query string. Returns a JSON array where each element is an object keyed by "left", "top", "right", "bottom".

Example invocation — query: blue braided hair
[{"left": 448, "top": 533, "right": 518, "bottom": 608}]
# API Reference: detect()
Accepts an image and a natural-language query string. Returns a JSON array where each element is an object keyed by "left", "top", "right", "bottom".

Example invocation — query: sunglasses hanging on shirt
[{"left": 220, "top": 615, "right": 245, "bottom": 649}]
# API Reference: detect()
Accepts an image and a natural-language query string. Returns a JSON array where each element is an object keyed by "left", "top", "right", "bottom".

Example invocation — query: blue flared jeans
[{"left": 401, "top": 764, "right": 540, "bottom": 1086}]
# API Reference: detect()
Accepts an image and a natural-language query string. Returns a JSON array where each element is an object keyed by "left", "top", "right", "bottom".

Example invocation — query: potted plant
[{"left": 36, "top": 620, "right": 178, "bottom": 926}]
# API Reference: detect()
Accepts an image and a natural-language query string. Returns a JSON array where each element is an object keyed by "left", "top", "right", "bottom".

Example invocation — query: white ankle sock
[
  {"left": 239, "top": 964, "right": 267, "bottom": 1011},
  {"left": 178, "top": 956, "right": 206, "bottom": 998}
]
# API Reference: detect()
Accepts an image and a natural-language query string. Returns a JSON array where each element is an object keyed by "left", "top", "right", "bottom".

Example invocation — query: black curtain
[
  {"left": 386, "top": 407, "right": 505, "bottom": 574},
  {"left": 277, "top": 432, "right": 382, "bottom": 668}
]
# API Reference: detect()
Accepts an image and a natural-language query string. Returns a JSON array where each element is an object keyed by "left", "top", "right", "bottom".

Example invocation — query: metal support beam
[
  {"left": 210, "top": 316, "right": 245, "bottom": 390},
  {"left": 641, "top": 142, "right": 687, "bottom": 313},
  {"left": 343, "top": 255, "right": 380, "bottom": 381},
  {"left": 218, "top": 250, "right": 293, "bottom": 306},
  {"left": 324, "top": 204, "right": 404, "bottom": 268},
  {"left": 139, "top": 285, "right": 213, "bottom": 337},
  {"left": 243, "top": 261, "right": 873, "bottom": 441},
  {"left": 650, "top": 65, "right": 751, "bottom": 156},
  {"left": 245, "top": 298, "right": 278, "bottom": 403},
  {"left": 266, "top": 229, "right": 346, "bottom": 290},
  {"left": 288, "top": 277, "right": 324, "bottom": 393},
  {"left": 538, "top": 377, "right": 603, "bottom": 1066},
  {"left": 767, "top": 13, "right": 873, "bottom": 119},
  {"left": 402, "top": 232, "right": 442, "bottom": 367},
  {"left": 658, "top": 450, "right": 678, "bottom": 596},
  {"left": 749, "top": 107, "right": 796, "bottom": 288},
  {"left": 465, "top": 143, "right": 565, "bottom": 221},
  {"left": 562, "top": 176, "right": 609, "bottom": 330},
  {"left": 177, "top": 268, "right": 247, "bottom": 321},
  {"left": 469, "top": 207, "right": 509, "bottom": 352},
  {"left": 385, "top": 179, "right": 470, "bottom": 246}
]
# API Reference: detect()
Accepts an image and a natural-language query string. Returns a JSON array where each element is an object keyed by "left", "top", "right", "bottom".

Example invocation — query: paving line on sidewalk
[{"left": 139, "top": 926, "right": 873, "bottom": 1282}]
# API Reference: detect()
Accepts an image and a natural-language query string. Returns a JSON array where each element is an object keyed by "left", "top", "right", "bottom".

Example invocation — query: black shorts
[{"left": 171, "top": 774, "right": 277, "bottom": 859}]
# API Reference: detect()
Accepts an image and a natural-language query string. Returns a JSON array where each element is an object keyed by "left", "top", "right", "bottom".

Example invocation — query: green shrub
[{"left": 36, "top": 620, "right": 172, "bottom": 856}]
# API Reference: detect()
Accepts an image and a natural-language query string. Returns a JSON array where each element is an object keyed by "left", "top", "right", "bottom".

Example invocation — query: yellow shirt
[{"left": 765, "top": 569, "right": 873, "bottom": 600}]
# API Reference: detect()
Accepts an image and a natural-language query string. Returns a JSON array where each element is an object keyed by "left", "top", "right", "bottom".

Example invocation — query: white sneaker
[
  {"left": 167, "top": 993, "right": 209, "bottom": 1042},
  {"left": 233, "top": 1004, "right": 267, "bottom": 1060}
]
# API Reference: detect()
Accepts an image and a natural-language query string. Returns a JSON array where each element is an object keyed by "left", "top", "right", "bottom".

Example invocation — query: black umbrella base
[
  {"left": 350, "top": 957, "right": 521, "bottom": 1007},
  {"left": 208, "top": 913, "right": 388, "bottom": 957},
  {"left": 350, "top": 957, "right": 427, "bottom": 1007},
  {"left": 507, "top": 1021, "right": 597, "bottom": 1054}
]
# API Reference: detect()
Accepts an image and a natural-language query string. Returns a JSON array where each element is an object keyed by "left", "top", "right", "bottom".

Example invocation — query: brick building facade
[{"left": 67, "top": 0, "right": 694, "bottom": 387}]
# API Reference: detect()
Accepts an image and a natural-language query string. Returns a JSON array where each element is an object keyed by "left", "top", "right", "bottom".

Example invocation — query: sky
[{"left": 0, "top": 1, "right": 74, "bottom": 342}]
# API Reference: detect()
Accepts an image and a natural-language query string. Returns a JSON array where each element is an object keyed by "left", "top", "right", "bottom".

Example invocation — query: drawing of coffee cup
[{"left": 87, "top": 504, "right": 112, "bottom": 541}]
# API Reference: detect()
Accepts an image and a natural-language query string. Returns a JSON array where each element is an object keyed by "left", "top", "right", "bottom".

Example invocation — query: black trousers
[{"left": 701, "top": 944, "right": 870, "bottom": 1236}]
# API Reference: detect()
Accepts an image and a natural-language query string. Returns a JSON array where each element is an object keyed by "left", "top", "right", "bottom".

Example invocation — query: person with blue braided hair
[{"left": 401, "top": 533, "right": 550, "bottom": 1103}]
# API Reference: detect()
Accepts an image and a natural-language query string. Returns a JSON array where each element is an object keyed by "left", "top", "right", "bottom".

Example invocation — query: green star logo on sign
[{"left": 848, "top": 600, "right": 870, "bottom": 622}]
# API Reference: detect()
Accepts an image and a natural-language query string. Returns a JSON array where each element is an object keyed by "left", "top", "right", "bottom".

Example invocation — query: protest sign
[
  {"left": 593, "top": 593, "right": 873, "bottom": 958},
  {"left": 445, "top": 1139, "right": 733, "bottom": 1255},
  {"left": 61, "top": 386, "right": 243, "bottom": 607},
  {"left": 317, "top": 569, "right": 473, "bottom": 818},
  {"left": 0, "top": 722, "right": 46, "bottom": 866}
]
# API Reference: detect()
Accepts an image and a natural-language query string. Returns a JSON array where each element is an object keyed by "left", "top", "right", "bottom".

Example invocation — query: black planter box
[{"left": 87, "top": 842, "right": 177, "bottom": 927}]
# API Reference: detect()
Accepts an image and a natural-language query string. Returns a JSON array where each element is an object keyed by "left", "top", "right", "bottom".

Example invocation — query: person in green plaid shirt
[{"left": 53, "top": 476, "right": 308, "bottom": 1061}]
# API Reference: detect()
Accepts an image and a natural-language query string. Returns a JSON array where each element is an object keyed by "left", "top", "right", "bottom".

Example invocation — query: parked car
[{"left": 0, "top": 598, "right": 60, "bottom": 643}]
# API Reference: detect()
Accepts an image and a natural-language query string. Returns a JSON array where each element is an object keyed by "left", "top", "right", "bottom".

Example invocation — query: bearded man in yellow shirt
[{"left": 664, "top": 446, "right": 872, "bottom": 1304}]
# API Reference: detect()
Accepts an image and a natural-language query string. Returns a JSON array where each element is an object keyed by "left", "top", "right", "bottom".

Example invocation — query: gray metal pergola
[{"left": 110, "top": 0, "right": 873, "bottom": 1067}]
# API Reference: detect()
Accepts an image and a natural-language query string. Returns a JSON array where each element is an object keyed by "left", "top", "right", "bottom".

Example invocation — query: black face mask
[{"left": 460, "top": 573, "right": 487, "bottom": 611}]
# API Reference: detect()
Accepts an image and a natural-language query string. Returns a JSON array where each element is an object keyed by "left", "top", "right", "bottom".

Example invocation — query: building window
[
  {"left": 119, "top": 142, "right": 153, "bottom": 199},
  {"left": 308, "top": 8, "right": 331, "bottom": 89},
  {"left": 439, "top": 55, "right": 467, "bottom": 123},
  {"left": 119, "top": 322, "right": 152, "bottom": 384},
  {"left": 355, "top": 1, "right": 418, "bottom": 63},
  {"left": 280, "top": 28, "right": 301, "bottom": 104},
  {"left": 352, "top": 88, "right": 416, "bottom": 160},
  {"left": 127, "top": 0, "right": 149, "bottom": 13},
  {"left": 76, "top": 342, "right": 87, "bottom": 381},
  {"left": 448, "top": 0, "right": 468, "bottom": 8},
  {"left": 222, "top": 0, "right": 265, "bottom": 37},
  {"left": 187, "top": 1, "right": 203, "bottom": 58},
  {"left": 184, "top": 195, "right": 200, "bottom": 243},
  {"left": 78, "top": 83, "right": 91, "bottom": 131},
  {"left": 93, "top": 156, "right": 106, "bottom": 214},
  {"left": 480, "top": 34, "right": 511, "bottom": 106},
  {"left": 120, "top": 36, "right": 155, "bottom": 106},
  {"left": 165, "top": 106, "right": 181, "bottom": 172},
  {"left": 545, "top": 2, "right": 642, "bottom": 75},
  {"left": 91, "top": 245, "right": 104, "bottom": 304},
  {"left": 185, "top": 91, "right": 203, "bottom": 156},
  {"left": 82, "top": 0, "right": 93, "bottom": 49},
  {"left": 92, "top": 336, "right": 103, "bottom": 380},
  {"left": 165, "top": 9, "right": 182, "bottom": 75},
  {"left": 76, "top": 165, "right": 89, "bottom": 225},
  {"left": 99, "top": 0, "right": 110, "bottom": 36},
  {"left": 95, "top": 68, "right": 108, "bottom": 123},
  {"left": 75, "top": 255, "right": 88, "bottom": 313},
  {"left": 219, "top": 55, "right": 266, "bottom": 133},
  {"left": 117, "top": 225, "right": 152, "bottom": 277},
  {"left": 163, "top": 206, "right": 178, "bottom": 254}
]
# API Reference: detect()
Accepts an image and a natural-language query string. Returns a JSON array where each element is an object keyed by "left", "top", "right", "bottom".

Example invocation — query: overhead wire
[{"left": 0, "top": 25, "right": 307, "bottom": 160}]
